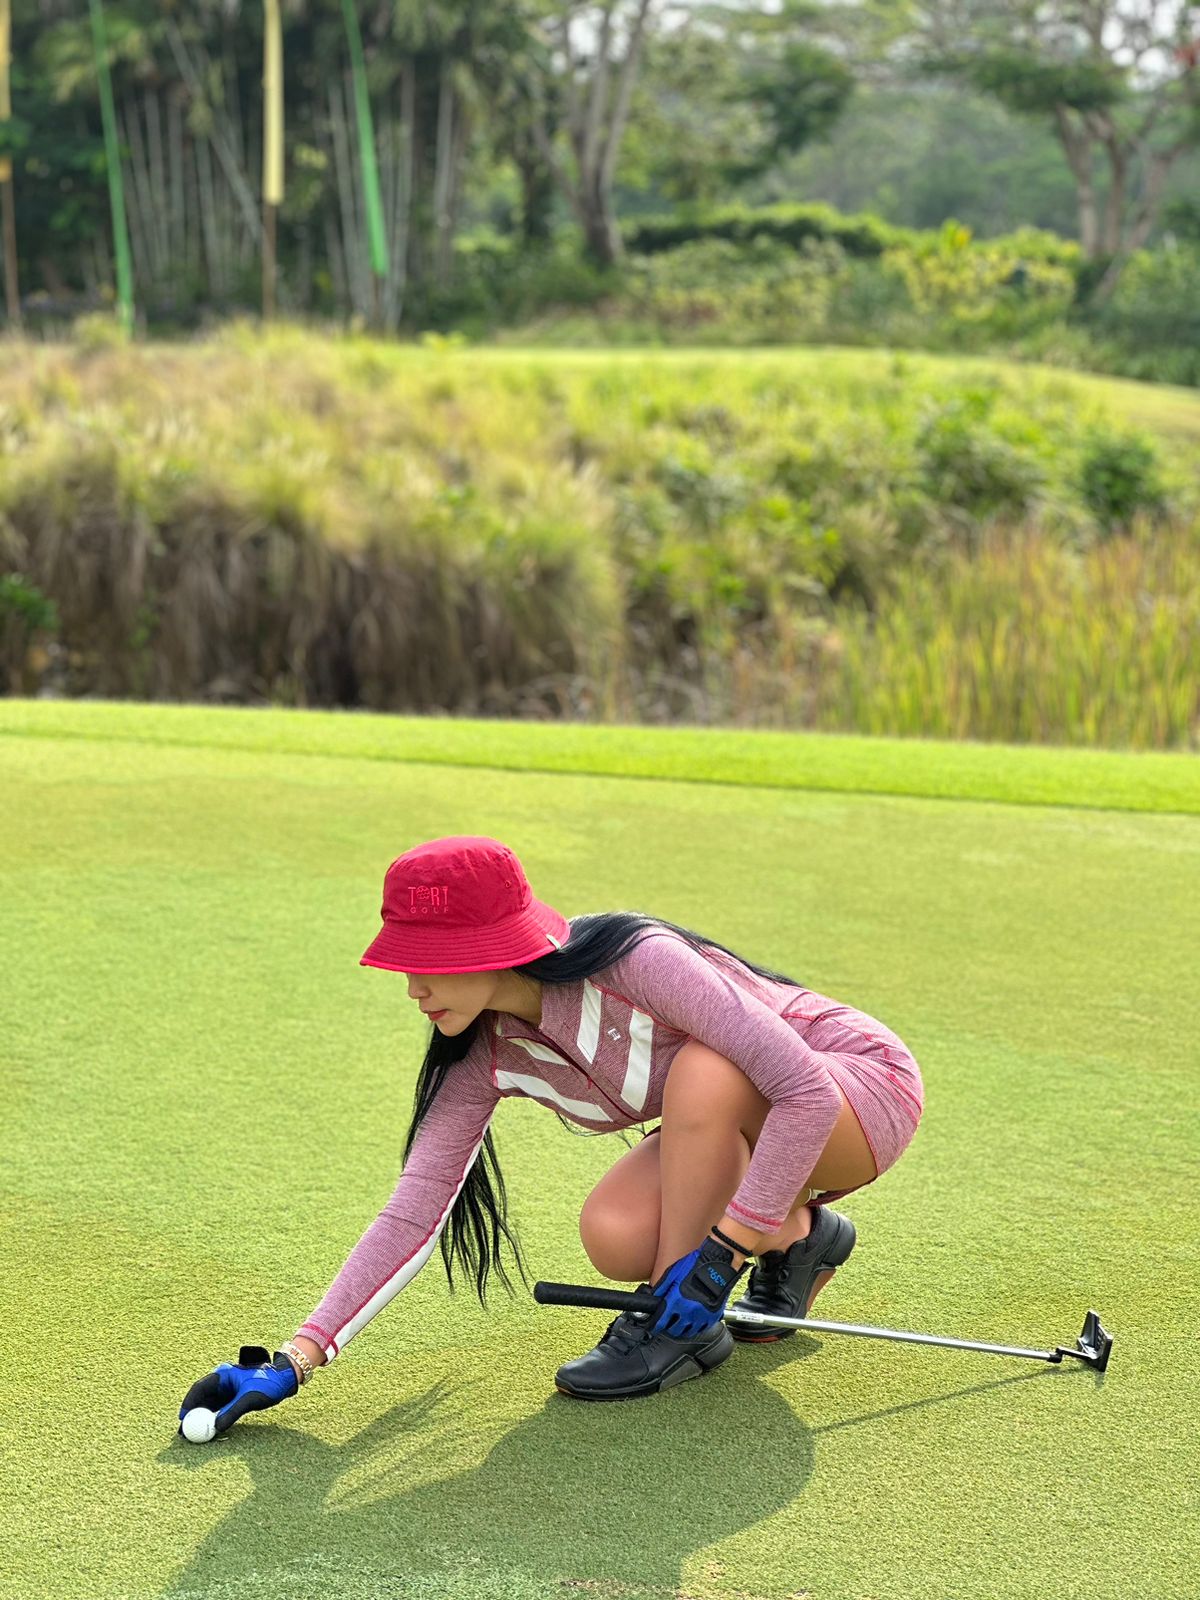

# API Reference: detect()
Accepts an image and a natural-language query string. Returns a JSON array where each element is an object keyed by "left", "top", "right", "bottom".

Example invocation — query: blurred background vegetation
[
  {"left": 1, "top": 2, "right": 1198, "bottom": 748},
  {"left": 1, "top": 0, "right": 1199, "bottom": 382}
]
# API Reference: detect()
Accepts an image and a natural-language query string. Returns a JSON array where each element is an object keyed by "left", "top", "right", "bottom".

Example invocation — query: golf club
[{"left": 533, "top": 1282, "right": 1114, "bottom": 1373}]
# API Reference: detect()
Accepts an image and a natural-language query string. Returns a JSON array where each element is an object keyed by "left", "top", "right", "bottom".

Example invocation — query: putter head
[{"left": 1055, "top": 1309, "right": 1113, "bottom": 1372}]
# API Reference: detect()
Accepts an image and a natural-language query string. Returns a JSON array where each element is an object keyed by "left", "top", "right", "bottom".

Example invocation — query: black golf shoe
[
  {"left": 728, "top": 1207, "right": 857, "bottom": 1341},
  {"left": 554, "top": 1289, "right": 735, "bottom": 1401}
]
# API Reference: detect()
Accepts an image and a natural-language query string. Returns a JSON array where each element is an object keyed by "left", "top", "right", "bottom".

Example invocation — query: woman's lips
[{"left": 427, "top": 1009, "right": 448, "bottom": 1020}]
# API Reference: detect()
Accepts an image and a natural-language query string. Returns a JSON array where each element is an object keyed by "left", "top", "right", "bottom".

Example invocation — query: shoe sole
[
  {"left": 554, "top": 1327, "right": 734, "bottom": 1401},
  {"left": 728, "top": 1211, "right": 856, "bottom": 1343}
]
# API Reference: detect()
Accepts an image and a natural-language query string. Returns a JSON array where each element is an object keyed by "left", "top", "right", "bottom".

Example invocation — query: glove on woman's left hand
[{"left": 650, "top": 1236, "right": 749, "bottom": 1339}]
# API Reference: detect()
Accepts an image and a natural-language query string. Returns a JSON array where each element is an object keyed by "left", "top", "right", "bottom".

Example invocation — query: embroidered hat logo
[{"left": 409, "top": 886, "right": 449, "bottom": 915}]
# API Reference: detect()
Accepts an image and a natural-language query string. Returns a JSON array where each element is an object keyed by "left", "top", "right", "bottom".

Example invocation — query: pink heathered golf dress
[{"left": 296, "top": 929, "right": 924, "bottom": 1363}]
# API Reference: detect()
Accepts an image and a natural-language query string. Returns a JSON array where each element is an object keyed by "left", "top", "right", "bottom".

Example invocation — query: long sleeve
[
  {"left": 614, "top": 933, "right": 843, "bottom": 1234},
  {"left": 296, "top": 1042, "right": 502, "bottom": 1363}
]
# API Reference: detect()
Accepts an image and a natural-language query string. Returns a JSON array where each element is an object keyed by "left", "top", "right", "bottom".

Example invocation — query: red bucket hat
[{"left": 359, "top": 835, "right": 572, "bottom": 976}]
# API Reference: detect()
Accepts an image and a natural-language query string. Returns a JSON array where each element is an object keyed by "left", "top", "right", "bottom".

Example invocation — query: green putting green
[{"left": 2, "top": 700, "right": 1194, "bottom": 1600}]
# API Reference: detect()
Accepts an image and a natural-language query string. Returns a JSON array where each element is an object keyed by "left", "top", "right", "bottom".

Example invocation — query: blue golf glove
[
  {"left": 178, "top": 1345, "right": 299, "bottom": 1437},
  {"left": 649, "top": 1236, "right": 750, "bottom": 1339}
]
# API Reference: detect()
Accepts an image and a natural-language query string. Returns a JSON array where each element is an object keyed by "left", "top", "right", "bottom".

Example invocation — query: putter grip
[{"left": 533, "top": 1281, "right": 660, "bottom": 1315}]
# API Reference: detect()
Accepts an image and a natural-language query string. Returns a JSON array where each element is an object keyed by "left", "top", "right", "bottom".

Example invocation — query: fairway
[{"left": 2, "top": 700, "right": 1196, "bottom": 1600}]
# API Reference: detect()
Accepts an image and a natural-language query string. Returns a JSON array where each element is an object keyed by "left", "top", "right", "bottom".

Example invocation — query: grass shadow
[
  {"left": 155, "top": 1336, "right": 1082, "bottom": 1599},
  {"left": 157, "top": 1341, "right": 813, "bottom": 1600}
]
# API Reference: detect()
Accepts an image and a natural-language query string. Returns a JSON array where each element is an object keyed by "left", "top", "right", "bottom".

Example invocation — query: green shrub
[
  {"left": 1077, "top": 244, "right": 1200, "bottom": 386},
  {"left": 1078, "top": 428, "right": 1167, "bottom": 536},
  {"left": 0, "top": 572, "right": 59, "bottom": 633},
  {"left": 913, "top": 389, "right": 1048, "bottom": 525},
  {"left": 622, "top": 200, "right": 910, "bottom": 258}
]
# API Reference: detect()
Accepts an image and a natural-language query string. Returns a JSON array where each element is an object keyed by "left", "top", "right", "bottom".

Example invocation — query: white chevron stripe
[
  {"left": 621, "top": 1006, "right": 654, "bottom": 1113},
  {"left": 509, "top": 1036, "right": 576, "bottom": 1067},
  {"left": 578, "top": 979, "right": 603, "bottom": 1060},
  {"left": 495, "top": 1066, "right": 614, "bottom": 1122},
  {"left": 330, "top": 1126, "right": 490, "bottom": 1357}
]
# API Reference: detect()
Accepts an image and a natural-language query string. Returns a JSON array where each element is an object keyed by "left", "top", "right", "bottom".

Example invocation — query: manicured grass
[
  {"left": 3, "top": 700, "right": 1194, "bottom": 1600},
  {"left": 3, "top": 698, "right": 1198, "bottom": 814}
]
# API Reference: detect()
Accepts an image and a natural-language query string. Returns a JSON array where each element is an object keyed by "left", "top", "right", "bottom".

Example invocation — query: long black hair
[{"left": 401, "top": 911, "right": 806, "bottom": 1305}]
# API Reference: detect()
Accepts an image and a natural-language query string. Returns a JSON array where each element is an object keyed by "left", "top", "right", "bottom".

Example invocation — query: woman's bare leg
[{"left": 578, "top": 1039, "right": 877, "bottom": 1285}]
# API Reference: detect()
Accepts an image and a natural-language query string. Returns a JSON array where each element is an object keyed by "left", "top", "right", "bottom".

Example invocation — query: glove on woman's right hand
[{"left": 178, "top": 1345, "right": 298, "bottom": 1436}]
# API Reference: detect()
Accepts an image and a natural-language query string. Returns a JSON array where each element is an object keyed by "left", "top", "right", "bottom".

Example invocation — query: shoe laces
[{"left": 751, "top": 1250, "right": 791, "bottom": 1291}]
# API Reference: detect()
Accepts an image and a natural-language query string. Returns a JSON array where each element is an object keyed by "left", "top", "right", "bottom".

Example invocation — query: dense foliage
[{"left": 2, "top": 333, "right": 1196, "bottom": 748}]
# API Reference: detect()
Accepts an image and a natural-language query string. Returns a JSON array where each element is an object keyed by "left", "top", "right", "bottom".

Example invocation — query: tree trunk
[
  {"left": 581, "top": 184, "right": 622, "bottom": 267},
  {"left": 1091, "top": 136, "right": 1192, "bottom": 305},
  {"left": 1099, "top": 121, "right": 1126, "bottom": 256},
  {"left": 1053, "top": 104, "right": 1099, "bottom": 256}
]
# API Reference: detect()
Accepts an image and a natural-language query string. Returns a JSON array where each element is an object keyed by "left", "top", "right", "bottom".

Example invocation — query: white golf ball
[{"left": 181, "top": 1406, "right": 217, "bottom": 1444}]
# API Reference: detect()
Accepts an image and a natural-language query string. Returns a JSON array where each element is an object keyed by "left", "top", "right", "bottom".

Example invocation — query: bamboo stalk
[
  {"left": 122, "top": 94, "right": 158, "bottom": 281},
  {"left": 398, "top": 56, "right": 416, "bottom": 300},
  {"left": 377, "top": 111, "right": 393, "bottom": 326},
  {"left": 223, "top": 34, "right": 245, "bottom": 174},
  {"left": 184, "top": 127, "right": 200, "bottom": 282},
  {"left": 386, "top": 107, "right": 410, "bottom": 331},
  {"left": 262, "top": 0, "right": 284, "bottom": 319},
  {"left": 243, "top": 98, "right": 260, "bottom": 267},
  {"left": 329, "top": 73, "right": 366, "bottom": 316},
  {"left": 323, "top": 203, "right": 347, "bottom": 313},
  {"left": 168, "top": 88, "right": 185, "bottom": 272},
  {"left": 195, "top": 132, "right": 222, "bottom": 296},
  {"left": 346, "top": 65, "right": 371, "bottom": 315},
  {"left": 297, "top": 219, "right": 311, "bottom": 311},
  {"left": 0, "top": 0, "right": 19, "bottom": 324},
  {"left": 0, "top": 172, "right": 17, "bottom": 323},
  {"left": 445, "top": 96, "right": 470, "bottom": 270},
  {"left": 114, "top": 101, "right": 150, "bottom": 288},
  {"left": 432, "top": 55, "right": 453, "bottom": 280},
  {"left": 164, "top": 20, "right": 262, "bottom": 244},
  {"left": 88, "top": 0, "right": 134, "bottom": 330},
  {"left": 145, "top": 87, "right": 169, "bottom": 274}
]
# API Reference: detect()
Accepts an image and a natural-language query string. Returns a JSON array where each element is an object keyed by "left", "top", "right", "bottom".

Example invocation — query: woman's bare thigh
[
  {"left": 664, "top": 1036, "right": 877, "bottom": 1196},
  {"left": 583, "top": 1041, "right": 878, "bottom": 1228}
]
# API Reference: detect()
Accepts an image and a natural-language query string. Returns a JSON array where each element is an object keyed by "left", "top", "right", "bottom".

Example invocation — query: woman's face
[{"left": 405, "top": 967, "right": 539, "bottom": 1032}]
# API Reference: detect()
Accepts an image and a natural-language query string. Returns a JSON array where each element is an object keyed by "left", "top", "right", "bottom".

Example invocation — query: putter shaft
[
  {"left": 532, "top": 1282, "right": 1112, "bottom": 1371},
  {"left": 726, "top": 1308, "right": 1058, "bottom": 1361}
]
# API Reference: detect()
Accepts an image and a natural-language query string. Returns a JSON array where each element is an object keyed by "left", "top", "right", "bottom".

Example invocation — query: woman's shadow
[{"left": 157, "top": 1332, "right": 1056, "bottom": 1600}]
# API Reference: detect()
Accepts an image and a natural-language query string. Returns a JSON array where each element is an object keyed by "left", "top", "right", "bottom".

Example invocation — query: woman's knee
[{"left": 578, "top": 1191, "right": 654, "bottom": 1281}]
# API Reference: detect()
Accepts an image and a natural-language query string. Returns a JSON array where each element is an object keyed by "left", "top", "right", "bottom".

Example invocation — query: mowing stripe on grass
[{"left": 2, "top": 698, "right": 1196, "bottom": 815}]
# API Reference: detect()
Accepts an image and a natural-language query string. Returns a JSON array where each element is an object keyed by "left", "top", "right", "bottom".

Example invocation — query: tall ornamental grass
[{"left": 807, "top": 522, "right": 1199, "bottom": 747}]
